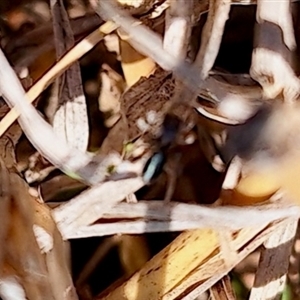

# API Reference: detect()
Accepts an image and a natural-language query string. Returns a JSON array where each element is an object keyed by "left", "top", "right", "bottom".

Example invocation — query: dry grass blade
[
  {"left": 196, "top": 0, "right": 231, "bottom": 78},
  {"left": 249, "top": 219, "right": 298, "bottom": 300},
  {"left": 50, "top": 0, "right": 89, "bottom": 151},
  {"left": 97, "top": 228, "right": 220, "bottom": 300},
  {"left": 0, "top": 21, "right": 118, "bottom": 138},
  {"left": 96, "top": 220, "right": 289, "bottom": 300},
  {"left": 54, "top": 199, "right": 300, "bottom": 239}
]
